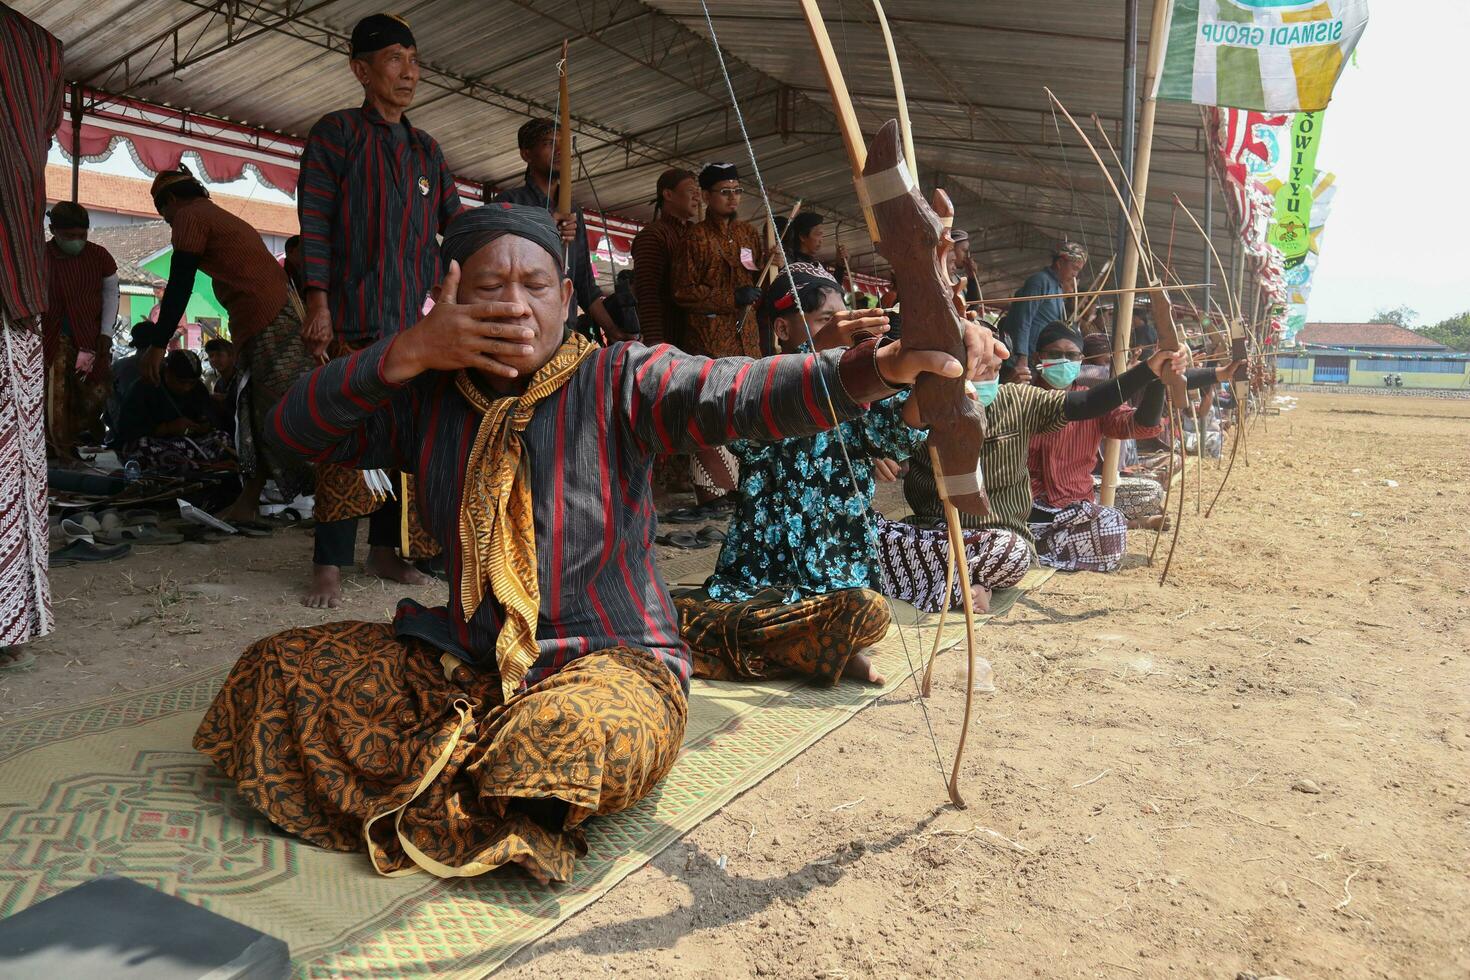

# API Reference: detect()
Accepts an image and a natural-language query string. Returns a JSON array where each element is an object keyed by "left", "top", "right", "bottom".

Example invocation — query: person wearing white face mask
[{"left": 42, "top": 202, "right": 119, "bottom": 464}]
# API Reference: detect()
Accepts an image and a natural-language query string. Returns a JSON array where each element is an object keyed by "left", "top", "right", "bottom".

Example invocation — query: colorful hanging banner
[
  {"left": 1153, "top": 0, "right": 1370, "bottom": 112},
  {"left": 1266, "top": 111, "right": 1324, "bottom": 265}
]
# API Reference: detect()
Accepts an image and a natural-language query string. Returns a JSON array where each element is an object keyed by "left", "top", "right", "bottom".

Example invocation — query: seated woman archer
[
  {"left": 193, "top": 205, "right": 1003, "bottom": 885},
  {"left": 112, "top": 348, "right": 234, "bottom": 474},
  {"left": 678, "top": 268, "right": 953, "bottom": 688}
]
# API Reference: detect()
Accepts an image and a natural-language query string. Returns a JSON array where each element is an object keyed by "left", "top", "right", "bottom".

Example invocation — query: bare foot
[
  {"left": 1128, "top": 513, "right": 1169, "bottom": 531},
  {"left": 303, "top": 564, "right": 343, "bottom": 609},
  {"left": 366, "top": 547, "right": 433, "bottom": 586},
  {"left": 216, "top": 477, "right": 266, "bottom": 524},
  {"left": 842, "top": 648, "right": 886, "bottom": 685},
  {"left": 969, "top": 584, "right": 993, "bottom": 614}
]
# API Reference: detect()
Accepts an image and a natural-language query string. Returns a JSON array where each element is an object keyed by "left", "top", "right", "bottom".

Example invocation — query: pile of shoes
[{"left": 654, "top": 495, "right": 735, "bottom": 550}]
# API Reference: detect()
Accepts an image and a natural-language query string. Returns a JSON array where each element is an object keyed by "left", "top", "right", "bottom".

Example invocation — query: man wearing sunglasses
[{"left": 670, "top": 163, "right": 765, "bottom": 503}]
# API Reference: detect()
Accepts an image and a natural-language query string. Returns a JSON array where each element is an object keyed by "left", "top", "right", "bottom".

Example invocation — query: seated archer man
[
  {"left": 193, "top": 205, "right": 1004, "bottom": 885},
  {"left": 1026, "top": 321, "right": 1242, "bottom": 572},
  {"left": 898, "top": 321, "right": 1188, "bottom": 593}
]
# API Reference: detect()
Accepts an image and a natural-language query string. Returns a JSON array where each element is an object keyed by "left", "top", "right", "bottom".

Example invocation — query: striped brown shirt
[
  {"left": 631, "top": 212, "right": 691, "bottom": 347},
  {"left": 0, "top": 7, "right": 63, "bottom": 321},
  {"left": 905, "top": 382, "right": 1066, "bottom": 540},
  {"left": 42, "top": 240, "right": 116, "bottom": 359},
  {"left": 169, "top": 197, "right": 288, "bottom": 347}
]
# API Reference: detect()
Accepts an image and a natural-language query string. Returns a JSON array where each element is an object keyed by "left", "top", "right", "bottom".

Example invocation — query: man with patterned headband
[
  {"left": 194, "top": 203, "right": 1005, "bottom": 883},
  {"left": 297, "top": 12, "right": 465, "bottom": 608},
  {"left": 146, "top": 167, "right": 316, "bottom": 521}
]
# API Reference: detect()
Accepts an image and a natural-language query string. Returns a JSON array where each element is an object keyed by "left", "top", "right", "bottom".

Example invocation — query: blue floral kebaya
[{"left": 707, "top": 389, "right": 922, "bottom": 602}]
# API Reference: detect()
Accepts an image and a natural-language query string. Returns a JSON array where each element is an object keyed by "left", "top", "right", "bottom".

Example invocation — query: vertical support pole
[
  {"left": 1203, "top": 156, "right": 1214, "bottom": 326},
  {"left": 1100, "top": 0, "right": 1170, "bottom": 508},
  {"left": 69, "top": 82, "right": 83, "bottom": 202},
  {"left": 1115, "top": 0, "right": 1139, "bottom": 292}
]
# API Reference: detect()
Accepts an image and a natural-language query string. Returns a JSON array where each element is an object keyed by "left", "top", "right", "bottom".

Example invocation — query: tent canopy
[{"left": 24, "top": 0, "right": 1238, "bottom": 299}]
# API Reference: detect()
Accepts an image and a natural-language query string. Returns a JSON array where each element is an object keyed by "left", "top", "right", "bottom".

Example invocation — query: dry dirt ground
[{"left": 5, "top": 390, "right": 1468, "bottom": 979}]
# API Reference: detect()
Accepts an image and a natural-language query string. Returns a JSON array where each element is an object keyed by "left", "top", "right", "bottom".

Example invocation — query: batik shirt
[
  {"left": 707, "top": 383, "right": 923, "bottom": 603},
  {"left": 269, "top": 338, "right": 897, "bottom": 693}
]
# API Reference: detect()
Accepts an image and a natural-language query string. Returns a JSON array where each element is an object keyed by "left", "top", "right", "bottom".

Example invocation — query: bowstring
[
  {"left": 1048, "top": 101, "right": 1091, "bottom": 260},
  {"left": 695, "top": 0, "right": 949, "bottom": 783}
]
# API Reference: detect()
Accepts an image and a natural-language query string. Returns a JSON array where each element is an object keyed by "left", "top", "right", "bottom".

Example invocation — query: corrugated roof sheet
[{"left": 23, "top": 0, "right": 1242, "bottom": 298}]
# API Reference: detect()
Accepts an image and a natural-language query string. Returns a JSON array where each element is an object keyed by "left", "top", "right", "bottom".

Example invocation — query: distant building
[
  {"left": 45, "top": 165, "right": 296, "bottom": 347},
  {"left": 1279, "top": 322, "right": 1468, "bottom": 389}
]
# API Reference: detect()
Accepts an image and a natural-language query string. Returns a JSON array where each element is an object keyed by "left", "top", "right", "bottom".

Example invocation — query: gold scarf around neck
[{"left": 454, "top": 331, "right": 599, "bottom": 702}]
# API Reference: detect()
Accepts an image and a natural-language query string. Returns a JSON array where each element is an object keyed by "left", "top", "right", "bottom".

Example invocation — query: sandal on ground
[
  {"left": 96, "top": 524, "right": 186, "bottom": 546},
  {"left": 655, "top": 530, "right": 703, "bottom": 550},
  {"left": 696, "top": 526, "right": 727, "bottom": 545},
  {"left": 661, "top": 506, "right": 704, "bottom": 525},
  {"left": 50, "top": 539, "right": 131, "bottom": 564}
]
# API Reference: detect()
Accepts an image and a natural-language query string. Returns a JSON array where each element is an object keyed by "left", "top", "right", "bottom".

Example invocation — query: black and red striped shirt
[
  {"left": 42, "top": 240, "right": 117, "bottom": 360},
  {"left": 268, "top": 337, "right": 895, "bottom": 692},
  {"left": 0, "top": 7, "right": 64, "bottom": 322},
  {"left": 298, "top": 102, "right": 464, "bottom": 345}
]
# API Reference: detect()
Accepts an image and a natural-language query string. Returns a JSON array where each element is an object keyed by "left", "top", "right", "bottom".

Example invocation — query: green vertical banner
[{"left": 1268, "top": 110, "right": 1323, "bottom": 267}]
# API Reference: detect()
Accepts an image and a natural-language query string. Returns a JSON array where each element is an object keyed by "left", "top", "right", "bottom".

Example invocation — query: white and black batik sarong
[
  {"left": 873, "top": 514, "right": 1032, "bottom": 613},
  {"left": 1029, "top": 500, "right": 1128, "bottom": 573}
]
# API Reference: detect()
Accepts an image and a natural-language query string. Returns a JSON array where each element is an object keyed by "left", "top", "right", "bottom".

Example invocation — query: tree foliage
[
  {"left": 1372, "top": 305, "right": 1418, "bottom": 329},
  {"left": 1417, "top": 311, "right": 1470, "bottom": 352}
]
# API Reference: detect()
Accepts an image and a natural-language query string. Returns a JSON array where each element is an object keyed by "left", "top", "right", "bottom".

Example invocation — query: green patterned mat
[{"left": 0, "top": 567, "right": 1050, "bottom": 977}]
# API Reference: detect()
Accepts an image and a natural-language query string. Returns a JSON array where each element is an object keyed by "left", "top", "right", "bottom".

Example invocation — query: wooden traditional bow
[
  {"left": 798, "top": 0, "right": 991, "bottom": 808},
  {"left": 1046, "top": 88, "right": 1204, "bottom": 584}
]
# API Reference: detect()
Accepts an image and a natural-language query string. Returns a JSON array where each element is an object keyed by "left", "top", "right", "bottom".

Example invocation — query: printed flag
[{"left": 1153, "top": 0, "right": 1370, "bottom": 111}]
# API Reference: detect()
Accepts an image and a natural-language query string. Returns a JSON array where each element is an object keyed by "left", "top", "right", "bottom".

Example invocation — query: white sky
[
  {"left": 46, "top": 141, "right": 295, "bottom": 207},
  {"left": 1306, "top": 1, "right": 1469, "bottom": 327}
]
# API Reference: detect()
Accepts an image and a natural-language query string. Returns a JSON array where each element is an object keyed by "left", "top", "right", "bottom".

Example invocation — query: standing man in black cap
[
  {"left": 671, "top": 163, "right": 764, "bottom": 363},
  {"left": 496, "top": 118, "right": 619, "bottom": 341},
  {"left": 670, "top": 163, "right": 764, "bottom": 502},
  {"left": 296, "top": 12, "right": 465, "bottom": 608}
]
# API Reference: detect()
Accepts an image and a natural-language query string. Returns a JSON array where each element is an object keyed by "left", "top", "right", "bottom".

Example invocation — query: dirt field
[{"left": 6, "top": 390, "right": 1468, "bottom": 979}]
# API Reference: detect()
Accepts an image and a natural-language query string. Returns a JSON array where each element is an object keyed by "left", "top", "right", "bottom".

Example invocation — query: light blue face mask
[
  {"left": 1037, "top": 358, "right": 1082, "bottom": 389},
  {"left": 970, "top": 378, "right": 1000, "bottom": 407}
]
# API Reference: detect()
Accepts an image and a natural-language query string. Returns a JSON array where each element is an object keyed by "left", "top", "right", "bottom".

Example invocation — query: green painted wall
[
  {"left": 137, "top": 249, "right": 232, "bottom": 337},
  {"left": 1277, "top": 355, "right": 1469, "bottom": 389}
]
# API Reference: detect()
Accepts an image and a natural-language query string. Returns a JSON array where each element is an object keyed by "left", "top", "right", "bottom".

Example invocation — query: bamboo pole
[{"left": 1100, "top": 0, "right": 1171, "bottom": 508}]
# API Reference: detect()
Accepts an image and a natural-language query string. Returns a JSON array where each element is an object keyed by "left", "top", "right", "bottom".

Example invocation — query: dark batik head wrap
[
  {"left": 1036, "top": 320, "right": 1084, "bottom": 351},
  {"left": 761, "top": 265, "right": 840, "bottom": 322},
  {"left": 699, "top": 162, "right": 740, "bottom": 189},
  {"left": 441, "top": 203, "right": 565, "bottom": 273},
  {"left": 350, "top": 13, "right": 416, "bottom": 57}
]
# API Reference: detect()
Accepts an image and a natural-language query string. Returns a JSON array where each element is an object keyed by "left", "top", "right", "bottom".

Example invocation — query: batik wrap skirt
[
  {"left": 0, "top": 317, "right": 51, "bottom": 644},
  {"left": 872, "top": 514, "right": 1031, "bottom": 613},
  {"left": 1030, "top": 500, "right": 1128, "bottom": 573},
  {"left": 194, "top": 623, "right": 686, "bottom": 883},
  {"left": 675, "top": 587, "right": 890, "bottom": 685},
  {"left": 234, "top": 298, "right": 316, "bottom": 504}
]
